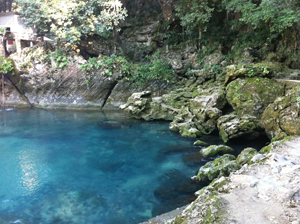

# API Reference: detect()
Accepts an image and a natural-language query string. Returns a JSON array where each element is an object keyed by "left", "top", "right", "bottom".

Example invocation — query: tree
[
  {"left": 175, "top": 0, "right": 218, "bottom": 46},
  {"left": 223, "top": 0, "right": 300, "bottom": 38},
  {"left": 0, "top": 0, "right": 14, "bottom": 12},
  {"left": 15, "top": 0, "right": 127, "bottom": 44}
]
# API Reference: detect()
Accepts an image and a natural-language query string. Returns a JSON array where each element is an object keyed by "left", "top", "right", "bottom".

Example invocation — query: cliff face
[{"left": 2, "top": 44, "right": 171, "bottom": 110}]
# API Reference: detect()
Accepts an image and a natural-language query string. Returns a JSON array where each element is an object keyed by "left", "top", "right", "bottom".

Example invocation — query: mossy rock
[
  {"left": 225, "top": 62, "right": 286, "bottom": 85},
  {"left": 201, "top": 145, "right": 235, "bottom": 157},
  {"left": 260, "top": 85, "right": 300, "bottom": 139},
  {"left": 236, "top": 147, "right": 258, "bottom": 165},
  {"left": 259, "top": 145, "right": 273, "bottom": 154},
  {"left": 193, "top": 140, "right": 208, "bottom": 146},
  {"left": 195, "top": 154, "right": 241, "bottom": 183},
  {"left": 226, "top": 77, "right": 284, "bottom": 119},
  {"left": 217, "top": 114, "right": 260, "bottom": 142}
]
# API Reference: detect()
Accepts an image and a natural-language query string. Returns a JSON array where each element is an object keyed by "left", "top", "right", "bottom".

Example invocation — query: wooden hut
[{"left": 0, "top": 12, "right": 38, "bottom": 57}]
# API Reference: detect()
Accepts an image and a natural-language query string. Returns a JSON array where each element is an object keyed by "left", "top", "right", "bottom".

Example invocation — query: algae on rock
[
  {"left": 260, "top": 85, "right": 300, "bottom": 140},
  {"left": 217, "top": 114, "right": 260, "bottom": 142},
  {"left": 226, "top": 77, "right": 284, "bottom": 119},
  {"left": 201, "top": 145, "right": 235, "bottom": 157},
  {"left": 192, "top": 154, "right": 241, "bottom": 183}
]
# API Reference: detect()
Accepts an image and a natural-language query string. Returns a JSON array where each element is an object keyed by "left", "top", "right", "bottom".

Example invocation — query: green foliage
[
  {"left": 79, "top": 54, "right": 130, "bottom": 76},
  {"left": 223, "top": 0, "right": 300, "bottom": 37},
  {"left": 15, "top": 0, "right": 127, "bottom": 44},
  {"left": 0, "top": 27, "right": 5, "bottom": 34},
  {"left": 0, "top": 56, "right": 15, "bottom": 75},
  {"left": 78, "top": 51, "right": 175, "bottom": 85},
  {"left": 175, "top": 0, "right": 218, "bottom": 39},
  {"left": 126, "top": 51, "right": 175, "bottom": 85},
  {"left": 46, "top": 48, "right": 70, "bottom": 68}
]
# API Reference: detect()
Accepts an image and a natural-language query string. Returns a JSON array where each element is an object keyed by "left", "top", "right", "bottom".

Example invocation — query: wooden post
[
  {"left": 0, "top": 36, "right": 5, "bottom": 57},
  {"left": 15, "top": 38, "right": 21, "bottom": 54},
  {"left": 2, "top": 73, "right": 4, "bottom": 108}
]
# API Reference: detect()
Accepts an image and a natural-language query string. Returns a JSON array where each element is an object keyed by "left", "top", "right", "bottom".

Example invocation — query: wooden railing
[{"left": 0, "top": 0, "right": 14, "bottom": 13}]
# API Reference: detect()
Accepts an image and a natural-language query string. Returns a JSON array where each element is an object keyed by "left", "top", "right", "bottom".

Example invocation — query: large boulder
[
  {"left": 201, "top": 145, "right": 235, "bottom": 157},
  {"left": 260, "top": 85, "right": 300, "bottom": 140},
  {"left": 191, "top": 154, "right": 241, "bottom": 183},
  {"left": 217, "top": 114, "right": 260, "bottom": 142},
  {"left": 224, "top": 62, "right": 286, "bottom": 85},
  {"left": 169, "top": 85, "right": 226, "bottom": 137},
  {"left": 236, "top": 147, "right": 258, "bottom": 165},
  {"left": 120, "top": 91, "right": 177, "bottom": 120},
  {"left": 169, "top": 106, "right": 201, "bottom": 137},
  {"left": 226, "top": 78, "right": 284, "bottom": 119}
]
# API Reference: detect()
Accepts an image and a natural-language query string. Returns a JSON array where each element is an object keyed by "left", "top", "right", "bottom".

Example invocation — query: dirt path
[{"left": 221, "top": 137, "right": 300, "bottom": 224}]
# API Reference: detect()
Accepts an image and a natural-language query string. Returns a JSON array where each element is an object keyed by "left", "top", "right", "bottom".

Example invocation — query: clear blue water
[{"left": 0, "top": 108, "right": 203, "bottom": 224}]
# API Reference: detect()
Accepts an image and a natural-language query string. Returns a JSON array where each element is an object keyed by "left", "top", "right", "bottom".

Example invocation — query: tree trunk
[{"left": 198, "top": 25, "right": 202, "bottom": 49}]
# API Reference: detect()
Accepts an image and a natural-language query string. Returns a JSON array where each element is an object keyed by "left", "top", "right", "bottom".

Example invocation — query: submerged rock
[
  {"left": 217, "top": 114, "right": 260, "bottom": 142},
  {"left": 200, "top": 145, "right": 235, "bottom": 157},
  {"left": 192, "top": 154, "right": 241, "bottom": 183}
]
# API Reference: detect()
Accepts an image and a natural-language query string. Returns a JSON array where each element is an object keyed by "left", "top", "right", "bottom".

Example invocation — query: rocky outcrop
[
  {"left": 5, "top": 44, "right": 171, "bottom": 109},
  {"left": 191, "top": 154, "right": 241, "bottom": 183},
  {"left": 224, "top": 62, "right": 287, "bottom": 85},
  {"left": 120, "top": 91, "right": 177, "bottom": 120},
  {"left": 200, "top": 145, "right": 235, "bottom": 157},
  {"left": 169, "top": 137, "right": 300, "bottom": 224},
  {"left": 169, "top": 85, "right": 226, "bottom": 137},
  {"left": 226, "top": 77, "right": 284, "bottom": 118},
  {"left": 236, "top": 147, "right": 258, "bottom": 165},
  {"left": 217, "top": 114, "right": 260, "bottom": 142},
  {"left": 260, "top": 85, "right": 300, "bottom": 140}
]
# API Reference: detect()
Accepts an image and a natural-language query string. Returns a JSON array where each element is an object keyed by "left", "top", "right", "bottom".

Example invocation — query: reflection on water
[{"left": 19, "top": 149, "right": 41, "bottom": 194}]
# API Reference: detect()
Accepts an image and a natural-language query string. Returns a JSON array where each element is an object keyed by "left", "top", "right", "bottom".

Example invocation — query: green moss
[{"left": 259, "top": 145, "right": 272, "bottom": 154}]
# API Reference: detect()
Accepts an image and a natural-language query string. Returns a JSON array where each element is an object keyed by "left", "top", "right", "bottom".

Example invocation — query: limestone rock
[
  {"left": 203, "top": 53, "right": 223, "bottom": 66},
  {"left": 236, "top": 147, "right": 258, "bottom": 165},
  {"left": 226, "top": 78, "right": 284, "bottom": 119},
  {"left": 121, "top": 91, "right": 177, "bottom": 121},
  {"left": 224, "top": 62, "right": 285, "bottom": 85},
  {"left": 169, "top": 85, "right": 226, "bottom": 138},
  {"left": 217, "top": 114, "right": 260, "bottom": 142},
  {"left": 192, "top": 154, "right": 241, "bottom": 183},
  {"left": 201, "top": 145, "right": 235, "bottom": 157},
  {"left": 260, "top": 85, "right": 300, "bottom": 140}
]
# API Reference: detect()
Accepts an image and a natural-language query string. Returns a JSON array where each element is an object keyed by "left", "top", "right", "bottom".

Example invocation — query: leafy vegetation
[
  {"left": 79, "top": 54, "right": 130, "bottom": 76},
  {"left": 0, "top": 56, "right": 15, "bottom": 75},
  {"left": 15, "top": 0, "right": 127, "bottom": 44},
  {"left": 173, "top": 0, "right": 300, "bottom": 62},
  {"left": 126, "top": 51, "right": 175, "bottom": 85},
  {"left": 77, "top": 50, "right": 175, "bottom": 86}
]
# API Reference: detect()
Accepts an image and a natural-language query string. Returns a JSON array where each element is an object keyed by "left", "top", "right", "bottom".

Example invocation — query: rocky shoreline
[
  {"left": 140, "top": 137, "right": 300, "bottom": 224},
  {"left": 2, "top": 43, "right": 300, "bottom": 223}
]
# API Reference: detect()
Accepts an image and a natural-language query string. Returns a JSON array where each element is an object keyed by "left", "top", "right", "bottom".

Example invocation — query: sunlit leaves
[{"left": 15, "top": 0, "right": 127, "bottom": 44}]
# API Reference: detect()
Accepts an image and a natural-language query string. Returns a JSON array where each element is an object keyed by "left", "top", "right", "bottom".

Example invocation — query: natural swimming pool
[
  {"left": 0, "top": 108, "right": 204, "bottom": 223},
  {"left": 0, "top": 108, "right": 269, "bottom": 223}
]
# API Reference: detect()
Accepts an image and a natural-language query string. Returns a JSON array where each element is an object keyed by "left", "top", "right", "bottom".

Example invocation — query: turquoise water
[{"left": 0, "top": 108, "right": 203, "bottom": 224}]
